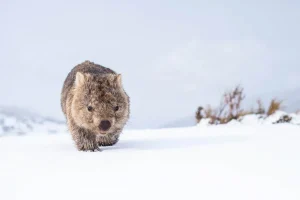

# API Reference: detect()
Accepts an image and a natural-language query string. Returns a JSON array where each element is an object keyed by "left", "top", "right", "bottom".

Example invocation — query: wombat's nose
[{"left": 99, "top": 120, "right": 111, "bottom": 131}]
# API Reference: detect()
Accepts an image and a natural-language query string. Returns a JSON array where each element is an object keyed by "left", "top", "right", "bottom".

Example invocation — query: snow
[
  {"left": 0, "top": 107, "right": 67, "bottom": 136},
  {"left": 1, "top": 124, "right": 300, "bottom": 200}
]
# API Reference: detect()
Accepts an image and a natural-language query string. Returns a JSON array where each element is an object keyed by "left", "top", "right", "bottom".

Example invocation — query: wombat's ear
[
  {"left": 115, "top": 74, "right": 122, "bottom": 87},
  {"left": 75, "top": 72, "right": 85, "bottom": 86}
]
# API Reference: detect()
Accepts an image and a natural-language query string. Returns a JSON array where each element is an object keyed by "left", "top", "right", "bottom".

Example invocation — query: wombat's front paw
[
  {"left": 98, "top": 140, "right": 118, "bottom": 147},
  {"left": 90, "top": 147, "right": 102, "bottom": 152},
  {"left": 77, "top": 143, "right": 101, "bottom": 152},
  {"left": 76, "top": 141, "right": 101, "bottom": 152},
  {"left": 97, "top": 134, "right": 119, "bottom": 147}
]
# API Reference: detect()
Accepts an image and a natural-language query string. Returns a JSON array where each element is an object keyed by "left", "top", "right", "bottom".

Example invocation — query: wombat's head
[{"left": 71, "top": 72, "right": 130, "bottom": 135}]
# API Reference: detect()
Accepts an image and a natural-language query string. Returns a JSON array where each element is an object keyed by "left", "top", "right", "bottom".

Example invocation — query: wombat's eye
[
  {"left": 114, "top": 106, "right": 119, "bottom": 112},
  {"left": 87, "top": 106, "right": 93, "bottom": 112}
]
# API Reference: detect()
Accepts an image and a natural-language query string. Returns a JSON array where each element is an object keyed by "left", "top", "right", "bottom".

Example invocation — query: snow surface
[{"left": 1, "top": 124, "right": 300, "bottom": 200}]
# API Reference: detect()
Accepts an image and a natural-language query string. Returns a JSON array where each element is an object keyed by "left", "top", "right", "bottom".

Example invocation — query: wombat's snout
[{"left": 99, "top": 120, "right": 111, "bottom": 131}]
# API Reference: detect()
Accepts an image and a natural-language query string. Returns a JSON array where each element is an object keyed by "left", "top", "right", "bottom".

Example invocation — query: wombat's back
[{"left": 61, "top": 61, "right": 116, "bottom": 115}]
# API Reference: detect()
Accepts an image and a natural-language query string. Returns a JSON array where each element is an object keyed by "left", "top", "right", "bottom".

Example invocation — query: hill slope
[
  {"left": 160, "top": 115, "right": 196, "bottom": 128},
  {"left": 0, "top": 106, "right": 66, "bottom": 136}
]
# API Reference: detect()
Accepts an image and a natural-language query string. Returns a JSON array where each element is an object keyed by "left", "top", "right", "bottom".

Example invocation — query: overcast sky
[{"left": 1, "top": 0, "right": 300, "bottom": 128}]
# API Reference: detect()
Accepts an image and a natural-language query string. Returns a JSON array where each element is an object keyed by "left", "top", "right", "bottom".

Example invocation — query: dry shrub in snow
[
  {"left": 196, "top": 85, "right": 250, "bottom": 125},
  {"left": 195, "top": 105, "right": 214, "bottom": 123},
  {"left": 223, "top": 85, "right": 246, "bottom": 120},
  {"left": 195, "top": 106, "right": 204, "bottom": 123},
  {"left": 267, "top": 99, "right": 283, "bottom": 116},
  {"left": 196, "top": 86, "right": 284, "bottom": 125},
  {"left": 256, "top": 99, "right": 265, "bottom": 115},
  {"left": 274, "top": 115, "right": 292, "bottom": 124}
]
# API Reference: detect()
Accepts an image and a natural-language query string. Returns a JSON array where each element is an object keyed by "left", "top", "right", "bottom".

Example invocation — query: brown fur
[{"left": 61, "top": 61, "right": 130, "bottom": 151}]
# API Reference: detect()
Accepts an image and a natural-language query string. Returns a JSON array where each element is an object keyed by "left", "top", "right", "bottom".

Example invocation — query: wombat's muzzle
[{"left": 99, "top": 120, "right": 111, "bottom": 131}]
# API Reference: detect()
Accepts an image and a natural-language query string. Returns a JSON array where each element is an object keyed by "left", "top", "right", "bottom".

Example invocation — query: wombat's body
[{"left": 61, "top": 61, "right": 130, "bottom": 151}]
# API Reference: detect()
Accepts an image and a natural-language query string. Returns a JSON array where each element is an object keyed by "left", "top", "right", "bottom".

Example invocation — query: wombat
[{"left": 61, "top": 61, "right": 130, "bottom": 151}]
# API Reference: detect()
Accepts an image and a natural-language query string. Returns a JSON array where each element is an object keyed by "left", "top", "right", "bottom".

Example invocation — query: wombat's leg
[
  {"left": 98, "top": 134, "right": 119, "bottom": 146},
  {"left": 72, "top": 128, "right": 100, "bottom": 151}
]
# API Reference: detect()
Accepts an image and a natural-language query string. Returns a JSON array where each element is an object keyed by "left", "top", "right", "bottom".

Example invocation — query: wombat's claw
[
  {"left": 91, "top": 147, "right": 102, "bottom": 152},
  {"left": 99, "top": 142, "right": 113, "bottom": 147}
]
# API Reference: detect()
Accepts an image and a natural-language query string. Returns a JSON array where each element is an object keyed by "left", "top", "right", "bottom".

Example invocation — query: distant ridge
[{"left": 0, "top": 106, "right": 67, "bottom": 136}]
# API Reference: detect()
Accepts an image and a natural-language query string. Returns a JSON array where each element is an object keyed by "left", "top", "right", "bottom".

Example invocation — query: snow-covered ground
[{"left": 1, "top": 124, "right": 300, "bottom": 200}]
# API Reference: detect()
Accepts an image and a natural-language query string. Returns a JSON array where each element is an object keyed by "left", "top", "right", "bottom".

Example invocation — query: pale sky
[{"left": 1, "top": 0, "right": 300, "bottom": 128}]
